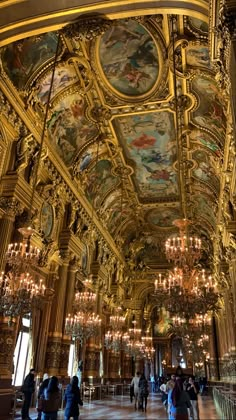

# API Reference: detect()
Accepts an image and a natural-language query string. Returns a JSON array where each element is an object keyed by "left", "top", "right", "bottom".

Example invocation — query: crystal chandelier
[
  {"left": 141, "top": 335, "right": 155, "bottom": 360},
  {"left": 104, "top": 307, "right": 126, "bottom": 352},
  {"left": 165, "top": 219, "right": 201, "bottom": 269},
  {"left": 6, "top": 227, "right": 41, "bottom": 272},
  {"left": 65, "top": 280, "right": 101, "bottom": 344},
  {"left": 0, "top": 271, "right": 45, "bottom": 320},
  {"left": 125, "top": 320, "right": 143, "bottom": 358},
  {"left": 152, "top": 274, "right": 170, "bottom": 307},
  {"left": 65, "top": 311, "right": 101, "bottom": 344}
]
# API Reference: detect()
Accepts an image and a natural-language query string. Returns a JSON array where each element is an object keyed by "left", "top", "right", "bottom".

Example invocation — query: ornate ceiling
[{"left": 0, "top": 11, "right": 228, "bottom": 270}]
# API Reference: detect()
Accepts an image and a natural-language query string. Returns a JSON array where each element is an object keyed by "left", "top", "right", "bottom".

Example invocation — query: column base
[{"left": 0, "top": 378, "right": 14, "bottom": 419}]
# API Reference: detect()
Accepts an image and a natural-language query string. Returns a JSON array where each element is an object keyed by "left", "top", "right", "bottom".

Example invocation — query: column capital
[{"left": 0, "top": 197, "right": 23, "bottom": 219}]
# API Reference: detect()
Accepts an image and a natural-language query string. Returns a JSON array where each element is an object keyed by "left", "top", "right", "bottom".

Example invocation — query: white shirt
[{"left": 131, "top": 376, "right": 140, "bottom": 393}]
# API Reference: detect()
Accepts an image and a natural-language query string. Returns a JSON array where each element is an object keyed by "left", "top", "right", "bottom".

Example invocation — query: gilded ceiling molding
[{"left": 0, "top": 1, "right": 209, "bottom": 46}]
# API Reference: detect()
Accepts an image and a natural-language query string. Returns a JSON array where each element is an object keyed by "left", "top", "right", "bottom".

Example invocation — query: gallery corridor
[{"left": 15, "top": 393, "right": 219, "bottom": 420}]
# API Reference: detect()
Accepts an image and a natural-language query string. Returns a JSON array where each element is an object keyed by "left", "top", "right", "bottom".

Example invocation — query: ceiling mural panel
[
  {"left": 191, "top": 75, "right": 227, "bottom": 141},
  {"left": 37, "top": 65, "right": 78, "bottom": 104},
  {"left": 185, "top": 43, "right": 211, "bottom": 69},
  {"left": 145, "top": 207, "right": 181, "bottom": 228},
  {"left": 189, "top": 129, "right": 222, "bottom": 157},
  {"left": 192, "top": 193, "right": 216, "bottom": 229},
  {"left": 113, "top": 111, "right": 178, "bottom": 203},
  {"left": 2, "top": 32, "right": 60, "bottom": 89},
  {"left": 185, "top": 17, "right": 209, "bottom": 34},
  {"left": 84, "top": 159, "right": 119, "bottom": 207},
  {"left": 98, "top": 19, "right": 159, "bottom": 97},
  {"left": 192, "top": 149, "right": 220, "bottom": 194},
  {"left": 47, "top": 93, "right": 98, "bottom": 167}
]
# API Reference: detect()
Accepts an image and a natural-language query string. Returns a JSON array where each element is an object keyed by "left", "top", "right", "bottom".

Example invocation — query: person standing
[
  {"left": 167, "top": 379, "right": 176, "bottom": 420},
  {"left": 138, "top": 373, "right": 149, "bottom": 412},
  {"left": 130, "top": 371, "right": 140, "bottom": 410},
  {"left": 171, "top": 378, "right": 191, "bottom": 420},
  {"left": 37, "top": 374, "right": 49, "bottom": 420},
  {"left": 186, "top": 376, "right": 199, "bottom": 420},
  {"left": 41, "top": 376, "right": 61, "bottom": 420},
  {"left": 21, "top": 368, "right": 36, "bottom": 420},
  {"left": 64, "top": 376, "right": 83, "bottom": 420}
]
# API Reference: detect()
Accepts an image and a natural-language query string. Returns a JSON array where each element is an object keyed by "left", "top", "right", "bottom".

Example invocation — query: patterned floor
[{"left": 15, "top": 393, "right": 220, "bottom": 420}]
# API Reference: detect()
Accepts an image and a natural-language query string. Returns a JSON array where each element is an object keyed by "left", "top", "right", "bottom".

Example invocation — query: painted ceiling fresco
[
  {"left": 2, "top": 32, "right": 60, "bottom": 89},
  {"left": 99, "top": 19, "right": 159, "bottom": 96},
  {"left": 113, "top": 111, "right": 178, "bottom": 202},
  {"left": 0, "top": 14, "right": 227, "bottom": 264}
]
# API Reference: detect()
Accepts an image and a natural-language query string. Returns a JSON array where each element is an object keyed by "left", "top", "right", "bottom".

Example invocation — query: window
[
  {"left": 12, "top": 316, "right": 31, "bottom": 386},
  {"left": 68, "top": 341, "right": 75, "bottom": 377}
]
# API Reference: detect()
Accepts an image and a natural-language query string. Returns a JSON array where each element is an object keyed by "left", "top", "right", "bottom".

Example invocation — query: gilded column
[
  {"left": 34, "top": 283, "right": 55, "bottom": 375},
  {"left": 0, "top": 198, "right": 23, "bottom": 418},
  {"left": 59, "top": 262, "right": 77, "bottom": 377},
  {"left": 0, "top": 197, "right": 22, "bottom": 270},
  {"left": 46, "top": 257, "right": 69, "bottom": 377}
]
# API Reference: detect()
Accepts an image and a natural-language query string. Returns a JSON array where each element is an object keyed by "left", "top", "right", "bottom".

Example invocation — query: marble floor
[{"left": 15, "top": 393, "right": 220, "bottom": 420}]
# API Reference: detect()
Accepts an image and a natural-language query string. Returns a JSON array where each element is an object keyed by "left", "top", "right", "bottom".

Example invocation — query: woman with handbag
[{"left": 64, "top": 376, "right": 83, "bottom": 420}]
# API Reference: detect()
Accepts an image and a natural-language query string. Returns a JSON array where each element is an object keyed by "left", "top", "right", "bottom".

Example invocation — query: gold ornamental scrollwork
[{"left": 62, "top": 17, "right": 112, "bottom": 41}]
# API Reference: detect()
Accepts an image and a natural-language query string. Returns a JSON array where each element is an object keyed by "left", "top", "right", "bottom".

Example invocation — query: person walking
[
  {"left": 64, "top": 376, "right": 83, "bottom": 420},
  {"left": 171, "top": 378, "right": 191, "bottom": 420},
  {"left": 41, "top": 376, "right": 61, "bottom": 420},
  {"left": 138, "top": 373, "right": 149, "bottom": 412},
  {"left": 21, "top": 368, "right": 36, "bottom": 420},
  {"left": 186, "top": 376, "right": 199, "bottom": 420},
  {"left": 130, "top": 371, "right": 140, "bottom": 410}
]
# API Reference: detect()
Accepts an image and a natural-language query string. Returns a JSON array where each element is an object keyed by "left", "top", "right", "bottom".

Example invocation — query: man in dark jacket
[{"left": 21, "top": 368, "right": 36, "bottom": 420}]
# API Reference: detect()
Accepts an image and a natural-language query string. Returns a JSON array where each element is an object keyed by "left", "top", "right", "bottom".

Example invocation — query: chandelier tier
[
  {"left": 66, "top": 280, "right": 101, "bottom": 344},
  {"left": 0, "top": 271, "right": 45, "bottom": 319},
  {"left": 6, "top": 227, "right": 41, "bottom": 272},
  {"left": 165, "top": 219, "right": 201, "bottom": 269},
  {"left": 65, "top": 312, "right": 101, "bottom": 344},
  {"left": 104, "top": 307, "right": 126, "bottom": 352}
]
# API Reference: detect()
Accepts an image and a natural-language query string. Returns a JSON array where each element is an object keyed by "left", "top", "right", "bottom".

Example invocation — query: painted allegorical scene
[
  {"left": 192, "top": 194, "right": 216, "bottom": 229},
  {"left": 99, "top": 19, "right": 159, "bottom": 96},
  {"left": 47, "top": 93, "right": 98, "bottom": 167},
  {"left": 84, "top": 160, "right": 119, "bottom": 207},
  {"left": 2, "top": 32, "right": 60, "bottom": 89},
  {"left": 191, "top": 76, "right": 226, "bottom": 141},
  {"left": 192, "top": 149, "right": 220, "bottom": 194},
  {"left": 146, "top": 207, "right": 181, "bottom": 228},
  {"left": 185, "top": 43, "right": 210, "bottom": 68},
  {"left": 37, "top": 65, "right": 78, "bottom": 104},
  {"left": 114, "top": 111, "right": 178, "bottom": 202},
  {"left": 189, "top": 130, "right": 222, "bottom": 157},
  {"left": 187, "top": 17, "right": 208, "bottom": 33}
]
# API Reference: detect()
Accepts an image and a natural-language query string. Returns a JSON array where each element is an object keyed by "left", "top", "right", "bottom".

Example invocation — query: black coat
[
  {"left": 21, "top": 373, "right": 35, "bottom": 394},
  {"left": 64, "top": 384, "right": 83, "bottom": 417}
]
